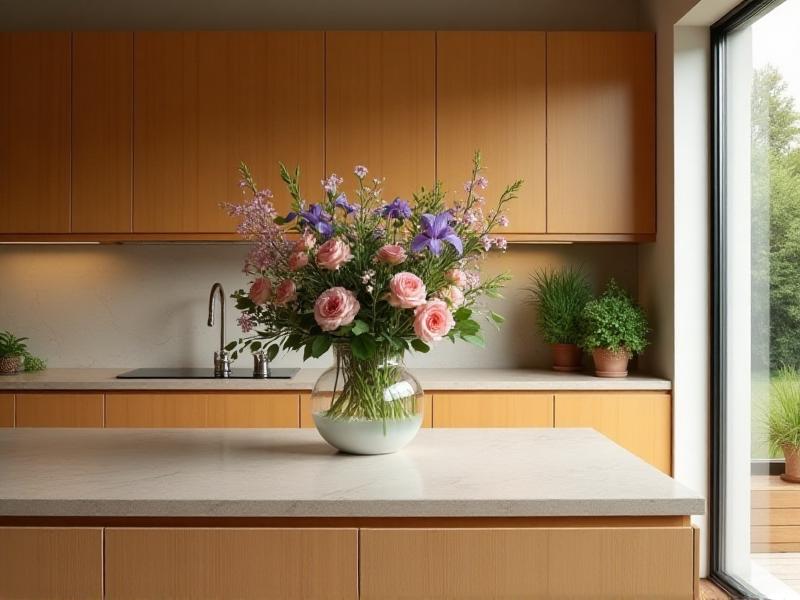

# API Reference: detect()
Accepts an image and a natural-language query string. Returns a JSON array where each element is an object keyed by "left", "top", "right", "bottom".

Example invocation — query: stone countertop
[
  {"left": 0, "top": 368, "right": 671, "bottom": 391},
  {"left": 0, "top": 428, "right": 703, "bottom": 518}
]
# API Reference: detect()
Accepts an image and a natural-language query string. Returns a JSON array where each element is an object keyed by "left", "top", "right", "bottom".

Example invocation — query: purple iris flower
[
  {"left": 334, "top": 193, "right": 359, "bottom": 215},
  {"left": 381, "top": 198, "right": 412, "bottom": 220},
  {"left": 299, "top": 204, "right": 334, "bottom": 238},
  {"left": 411, "top": 212, "right": 463, "bottom": 256}
]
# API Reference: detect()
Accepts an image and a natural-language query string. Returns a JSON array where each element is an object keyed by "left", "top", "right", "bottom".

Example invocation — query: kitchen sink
[{"left": 116, "top": 367, "right": 298, "bottom": 379}]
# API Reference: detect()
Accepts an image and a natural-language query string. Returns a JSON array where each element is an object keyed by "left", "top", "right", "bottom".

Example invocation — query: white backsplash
[{"left": 0, "top": 244, "right": 637, "bottom": 370}]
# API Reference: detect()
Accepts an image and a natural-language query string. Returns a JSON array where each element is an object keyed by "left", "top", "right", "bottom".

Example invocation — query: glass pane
[{"left": 723, "top": 1, "right": 800, "bottom": 596}]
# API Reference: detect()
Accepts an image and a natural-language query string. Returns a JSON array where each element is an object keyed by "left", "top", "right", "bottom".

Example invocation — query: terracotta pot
[
  {"left": 552, "top": 343, "right": 582, "bottom": 372},
  {"left": 0, "top": 355, "right": 23, "bottom": 376},
  {"left": 592, "top": 348, "right": 630, "bottom": 378},
  {"left": 782, "top": 445, "right": 800, "bottom": 483}
]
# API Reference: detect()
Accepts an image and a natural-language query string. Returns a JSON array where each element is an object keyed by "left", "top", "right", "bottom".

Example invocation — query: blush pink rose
[
  {"left": 375, "top": 244, "right": 407, "bottom": 265},
  {"left": 386, "top": 272, "right": 427, "bottom": 309},
  {"left": 274, "top": 279, "right": 297, "bottom": 306},
  {"left": 439, "top": 285, "right": 465, "bottom": 308},
  {"left": 293, "top": 232, "right": 316, "bottom": 252},
  {"left": 288, "top": 252, "right": 309, "bottom": 271},
  {"left": 248, "top": 278, "right": 272, "bottom": 305},
  {"left": 446, "top": 268, "right": 467, "bottom": 288},
  {"left": 413, "top": 299, "right": 455, "bottom": 343},
  {"left": 316, "top": 239, "right": 353, "bottom": 271},
  {"left": 314, "top": 287, "right": 361, "bottom": 332}
]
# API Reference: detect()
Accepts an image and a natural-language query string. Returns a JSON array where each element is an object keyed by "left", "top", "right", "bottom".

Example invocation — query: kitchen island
[{"left": 0, "top": 427, "right": 702, "bottom": 599}]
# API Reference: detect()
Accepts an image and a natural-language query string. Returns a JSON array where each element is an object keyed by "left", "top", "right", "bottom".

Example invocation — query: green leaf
[
  {"left": 351, "top": 335, "right": 377, "bottom": 360},
  {"left": 224, "top": 341, "right": 238, "bottom": 351},
  {"left": 311, "top": 335, "right": 332, "bottom": 358},
  {"left": 303, "top": 343, "right": 314, "bottom": 361},
  {"left": 490, "top": 311, "right": 505, "bottom": 324},
  {"left": 453, "top": 307, "right": 472, "bottom": 321},
  {"left": 266, "top": 344, "right": 280, "bottom": 362},
  {"left": 458, "top": 319, "right": 481, "bottom": 335},
  {"left": 411, "top": 339, "right": 430, "bottom": 353},
  {"left": 462, "top": 334, "right": 485, "bottom": 347},
  {"left": 250, "top": 341, "right": 262, "bottom": 352},
  {"left": 351, "top": 320, "right": 370, "bottom": 336},
  {"left": 484, "top": 289, "right": 504, "bottom": 299}
]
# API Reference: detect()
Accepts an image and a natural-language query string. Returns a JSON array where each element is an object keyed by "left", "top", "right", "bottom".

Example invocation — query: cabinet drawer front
[
  {"left": 105, "top": 392, "right": 300, "bottom": 427},
  {"left": 432, "top": 392, "right": 553, "bottom": 427},
  {"left": 0, "top": 393, "right": 13, "bottom": 426},
  {"left": 360, "top": 527, "right": 694, "bottom": 599},
  {"left": 105, "top": 527, "right": 358, "bottom": 600},
  {"left": 554, "top": 392, "right": 671, "bottom": 474},
  {"left": 15, "top": 393, "right": 104, "bottom": 427},
  {"left": 0, "top": 527, "right": 103, "bottom": 600}
]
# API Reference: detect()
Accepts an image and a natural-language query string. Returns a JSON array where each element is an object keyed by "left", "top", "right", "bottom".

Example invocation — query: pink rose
[
  {"left": 375, "top": 244, "right": 407, "bottom": 265},
  {"left": 274, "top": 279, "right": 297, "bottom": 306},
  {"left": 294, "top": 232, "right": 316, "bottom": 252},
  {"left": 439, "top": 285, "right": 465, "bottom": 308},
  {"left": 248, "top": 278, "right": 272, "bottom": 305},
  {"left": 446, "top": 269, "right": 467, "bottom": 288},
  {"left": 316, "top": 239, "right": 353, "bottom": 271},
  {"left": 413, "top": 299, "right": 455, "bottom": 343},
  {"left": 288, "top": 252, "right": 309, "bottom": 271},
  {"left": 314, "top": 287, "right": 361, "bottom": 332},
  {"left": 386, "top": 272, "right": 427, "bottom": 309}
]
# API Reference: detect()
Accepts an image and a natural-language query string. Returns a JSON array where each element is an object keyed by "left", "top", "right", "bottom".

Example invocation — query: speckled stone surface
[
  {"left": 0, "top": 367, "right": 671, "bottom": 391},
  {"left": 0, "top": 428, "right": 703, "bottom": 518}
]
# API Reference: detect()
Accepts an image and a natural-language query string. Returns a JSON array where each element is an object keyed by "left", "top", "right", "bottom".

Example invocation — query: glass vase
[{"left": 310, "top": 344, "right": 424, "bottom": 454}]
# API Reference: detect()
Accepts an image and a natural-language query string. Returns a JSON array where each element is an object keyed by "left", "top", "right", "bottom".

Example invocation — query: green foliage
[
  {"left": 766, "top": 367, "right": 800, "bottom": 454},
  {"left": 579, "top": 280, "right": 649, "bottom": 355},
  {"left": 0, "top": 331, "right": 46, "bottom": 371},
  {"left": 526, "top": 267, "right": 592, "bottom": 345}
]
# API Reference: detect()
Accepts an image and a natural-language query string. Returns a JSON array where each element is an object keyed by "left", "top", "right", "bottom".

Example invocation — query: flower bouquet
[{"left": 226, "top": 151, "right": 521, "bottom": 453}]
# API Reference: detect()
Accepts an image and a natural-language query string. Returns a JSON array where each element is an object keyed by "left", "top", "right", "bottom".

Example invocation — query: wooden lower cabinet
[
  {"left": 105, "top": 527, "right": 358, "bottom": 599},
  {"left": 0, "top": 527, "right": 103, "bottom": 599},
  {"left": 360, "top": 527, "right": 694, "bottom": 599},
  {"left": 554, "top": 392, "right": 672, "bottom": 474},
  {"left": 105, "top": 392, "right": 300, "bottom": 427},
  {"left": 0, "top": 393, "right": 13, "bottom": 426},
  {"left": 432, "top": 391, "right": 554, "bottom": 427},
  {"left": 15, "top": 393, "right": 104, "bottom": 427},
  {"left": 300, "top": 393, "right": 433, "bottom": 429}
]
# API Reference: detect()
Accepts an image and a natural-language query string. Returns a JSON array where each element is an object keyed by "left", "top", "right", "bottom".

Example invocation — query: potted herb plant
[
  {"left": 0, "top": 331, "right": 46, "bottom": 375},
  {"left": 526, "top": 267, "right": 592, "bottom": 371},
  {"left": 579, "top": 280, "right": 649, "bottom": 377},
  {"left": 767, "top": 367, "right": 800, "bottom": 483}
]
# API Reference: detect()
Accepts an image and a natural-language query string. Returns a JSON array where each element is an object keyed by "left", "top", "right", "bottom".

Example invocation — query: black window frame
[{"left": 711, "top": 0, "right": 788, "bottom": 597}]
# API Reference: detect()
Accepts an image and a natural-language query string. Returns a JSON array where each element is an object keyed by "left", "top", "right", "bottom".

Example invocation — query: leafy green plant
[
  {"left": 0, "top": 331, "right": 46, "bottom": 371},
  {"left": 579, "top": 280, "right": 650, "bottom": 355},
  {"left": 526, "top": 267, "right": 592, "bottom": 345},
  {"left": 767, "top": 367, "right": 800, "bottom": 455}
]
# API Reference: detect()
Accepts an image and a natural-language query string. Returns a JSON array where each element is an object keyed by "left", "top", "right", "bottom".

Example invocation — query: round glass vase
[{"left": 310, "top": 344, "right": 424, "bottom": 455}]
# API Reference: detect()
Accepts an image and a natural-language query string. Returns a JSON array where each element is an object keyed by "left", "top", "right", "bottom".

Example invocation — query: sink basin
[{"left": 116, "top": 367, "right": 298, "bottom": 380}]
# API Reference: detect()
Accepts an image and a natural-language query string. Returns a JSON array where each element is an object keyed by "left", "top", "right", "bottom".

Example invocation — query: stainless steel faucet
[{"left": 207, "top": 282, "right": 231, "bottom": 378}]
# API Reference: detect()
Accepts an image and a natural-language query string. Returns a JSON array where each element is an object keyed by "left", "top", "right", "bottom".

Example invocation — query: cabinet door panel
[
  {"left": 554, "top": 392, "right": 671, "bottom": 474},
  {"left": 15, "top": 393, "right": 104, "bottom": 427},
  {"left": 105, "top": 527, "right": 358, "bottom": 600},
  {"left": 547, "top": 32, "right": 655, "bottom": 235},
  {"left": 0, "top": 527, "right": 103, "bottom": 600},
  {"left": 0, "top": 393, "right": 13, "bottom": 427},
  {"left": 432, "top": 392, "right": 553, "bottom": 428},
  {"left": 0, "top": 33, "right": 71, "bottom": 233},
  {"left": 72, "top": 32, "right": 133, "bottom": 232},
  {"left": 437, "top": 32, "right": 546, "bottom": 235},
  {"left": 105, "top": 392, "right": 300, "bottom": 427},
  {"left": 326, "top": 32, "right": 435, "bottom": 201},
  {"left": 133, "top": 32, "right": 324, "bottom": 233}
]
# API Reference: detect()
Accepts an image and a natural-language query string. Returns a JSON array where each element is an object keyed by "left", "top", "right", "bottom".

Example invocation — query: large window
[{"left": 713, "top": 0, "right": 800, "bottom": 597}]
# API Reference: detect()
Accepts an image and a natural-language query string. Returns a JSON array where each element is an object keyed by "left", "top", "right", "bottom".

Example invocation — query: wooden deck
[{"left": 753, "top": 475, "right": 800, "bottom": 552}]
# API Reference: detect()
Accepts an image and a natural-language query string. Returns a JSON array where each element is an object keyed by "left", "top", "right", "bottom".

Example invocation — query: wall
[{"left": 0, "top": 244, "right": 638, "bottom": 370}]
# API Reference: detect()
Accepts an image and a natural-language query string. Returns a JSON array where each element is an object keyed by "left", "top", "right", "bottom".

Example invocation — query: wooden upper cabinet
[
  {"left": 326, "top": 32, "right": 435, "bottom": 201},
  {"left": 72, "top": 32, "right": 133, "bottom": 233},
  {"left": 546, "top": 32, "right": 656, "bottom": 235},
  {"left": 0, "top": 33, "right": 71, "bottom": 233},
  {"left": 132, "top": 32, "right": 324, "bottom": 233},
  {"left": 437, "top": 32, "right": 546, "bottom": 235}
]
